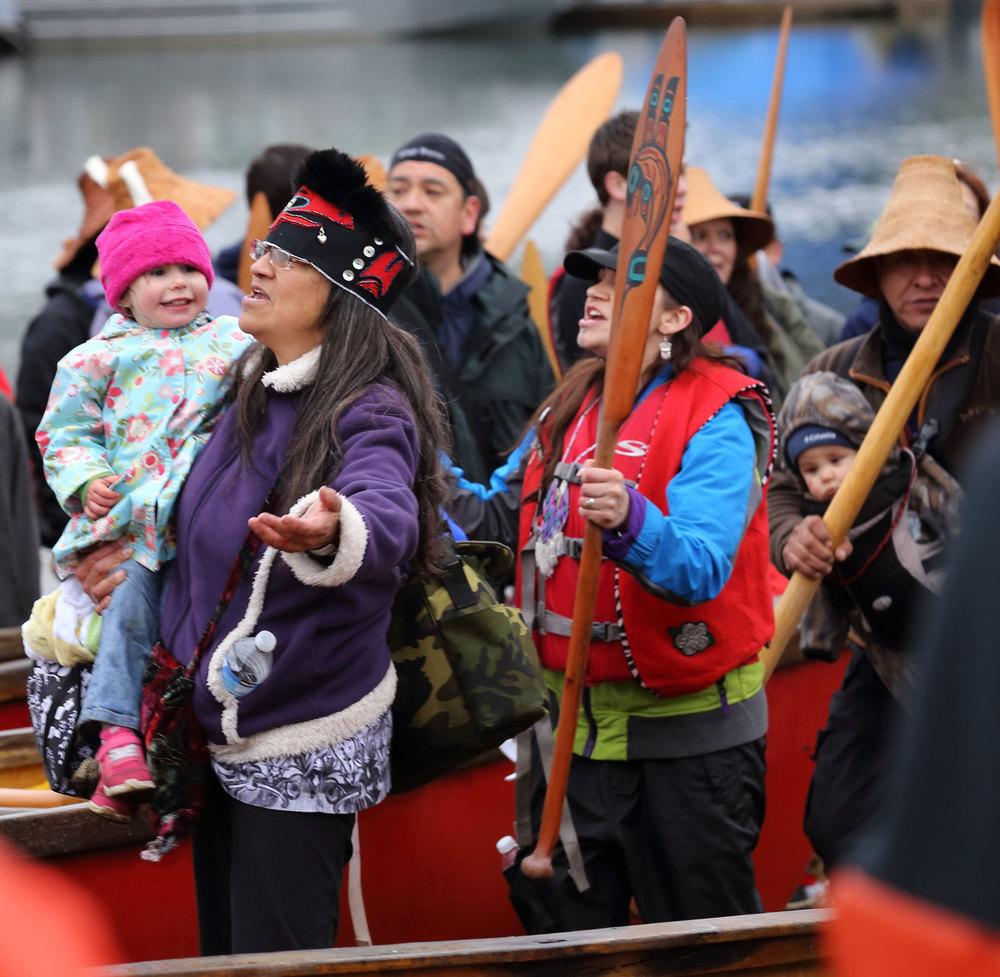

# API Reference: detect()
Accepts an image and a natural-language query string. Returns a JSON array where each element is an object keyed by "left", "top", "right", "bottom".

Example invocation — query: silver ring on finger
[{"left": 584, "top": 496, "right": 596, "bottom": 508}]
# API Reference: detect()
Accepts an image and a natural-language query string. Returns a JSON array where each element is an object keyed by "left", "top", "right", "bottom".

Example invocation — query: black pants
[
  {"left": 192, "top": 772, "right": 355, "bottom": 955},
  {"left": 804, "top": 648, "right": 898, "bottom": 870},
  {"left": 513, "top": 737, "right": 767, "bottom": 932}
]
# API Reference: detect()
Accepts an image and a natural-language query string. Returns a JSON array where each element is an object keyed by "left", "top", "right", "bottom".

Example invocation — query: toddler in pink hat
[{"left": 34, "top": 200, "right": 251, "bottom": 822}]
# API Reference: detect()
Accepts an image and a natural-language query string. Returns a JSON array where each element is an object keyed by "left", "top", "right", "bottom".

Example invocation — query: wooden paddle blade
[
  {"left": 524, "top": 19, "right": 687, "bottom": 880},
  {"left": 751, "top": 5, "right": 792, "bottom": 216},
  {"left": 600, "top": 19, "right": 687, "bottom": 453},
  {"left": 762, "top": 185, "right": 1000, "bottom": 681},
  {"left": 237, "top": 191, "right": 274, "bottom": 295},
  {"left": 485, "top": 51, "right": 623, "bottom": 263},
  {"left": 521, "top": 239, "right": 562, "bottom": 379},
  {"left": 984, "top": 0, "right": 1000, "bottom": 176}
]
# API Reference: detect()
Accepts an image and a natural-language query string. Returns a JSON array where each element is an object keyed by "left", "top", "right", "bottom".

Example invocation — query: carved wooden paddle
[
  {"left": 485, "top": 52, "right": 623, "bottom": 263},
  {"left": 521, "top": 18, "right": 687, "bottom": 880}
]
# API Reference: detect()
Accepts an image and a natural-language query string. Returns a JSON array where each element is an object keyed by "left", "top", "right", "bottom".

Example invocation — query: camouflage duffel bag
[{"left": 387, "top": 538, "right": 547, "bottom": 794}]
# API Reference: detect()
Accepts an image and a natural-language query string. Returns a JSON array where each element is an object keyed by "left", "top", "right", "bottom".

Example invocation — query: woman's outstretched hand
[
  {"left": 578, "top": 460, "right": 630, "bottom": 530},
  {"left": 249, "top": 485, "right": 343, "bottom": 553}
]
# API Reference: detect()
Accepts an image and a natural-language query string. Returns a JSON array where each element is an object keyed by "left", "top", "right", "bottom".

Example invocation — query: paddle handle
[
  {"left": 762, "top": 185, "right": 1000, "bottom": 682},
  {"left": 520, "top": 522, "right": 603, "bottom": 879},
  {"left": 751, "top": 5, "right": 792, "bottom": 217},
  {"left": 984, "top": 0, "right": 1000, "bottom": 175}
]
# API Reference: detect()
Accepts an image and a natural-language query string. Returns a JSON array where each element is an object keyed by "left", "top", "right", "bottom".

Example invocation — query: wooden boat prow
[{"left": 96, "top": 909, "right": 830, "bottom": 977}]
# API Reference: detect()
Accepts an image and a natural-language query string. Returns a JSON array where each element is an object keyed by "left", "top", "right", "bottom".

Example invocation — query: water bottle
[
  {"left": 496, "top": 835, "right": 519, "bottom": 873},
  {"left": 220, "top": 630, "right": 276, "bottom": 697}
]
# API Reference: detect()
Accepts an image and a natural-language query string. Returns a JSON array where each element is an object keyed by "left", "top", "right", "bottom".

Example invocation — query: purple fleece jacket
[{"left": 160, "top": 379, "right": 420, "bottom": 748}]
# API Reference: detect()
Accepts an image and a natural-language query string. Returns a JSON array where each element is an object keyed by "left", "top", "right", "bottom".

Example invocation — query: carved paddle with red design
[{"left": 521, "top": 18, "right": 687, "bottom": 881}]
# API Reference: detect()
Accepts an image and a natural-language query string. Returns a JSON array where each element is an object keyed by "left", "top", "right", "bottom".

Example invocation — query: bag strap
[{"left": 184, "top": 480, "right": 283, "bottom": 678}]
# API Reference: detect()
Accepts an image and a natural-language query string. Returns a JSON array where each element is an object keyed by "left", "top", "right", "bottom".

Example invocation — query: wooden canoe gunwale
[{"left": 94, "top": 909, "right": 829, "bottom": 976}]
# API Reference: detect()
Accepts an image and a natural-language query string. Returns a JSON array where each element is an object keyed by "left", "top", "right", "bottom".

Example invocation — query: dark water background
[{"left": 1, "top": 9, "right": 994, "bottom": 382}]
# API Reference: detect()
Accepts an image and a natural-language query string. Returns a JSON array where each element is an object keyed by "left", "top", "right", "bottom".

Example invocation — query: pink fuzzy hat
[{"left": 96, "top": 200, "right": 214, "bottom": 313}]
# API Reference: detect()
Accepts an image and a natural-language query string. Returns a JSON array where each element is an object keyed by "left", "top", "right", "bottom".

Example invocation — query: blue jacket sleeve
[{"left": 602, "top": 401, "right": 758, "bottom": 605}]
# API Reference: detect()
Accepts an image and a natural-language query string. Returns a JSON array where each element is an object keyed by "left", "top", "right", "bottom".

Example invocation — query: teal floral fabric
[{"left": 40, "top": 312, "right": 252, "bottom": 571}]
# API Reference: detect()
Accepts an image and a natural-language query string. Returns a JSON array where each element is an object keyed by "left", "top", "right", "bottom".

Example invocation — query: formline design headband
[{"left": 266, "top": 148, "right": 416, "bottom": 320}]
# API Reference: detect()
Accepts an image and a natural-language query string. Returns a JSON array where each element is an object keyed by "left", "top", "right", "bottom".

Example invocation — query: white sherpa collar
[{"left": 261, "top": 346, "right": 321, "bottom": 392}]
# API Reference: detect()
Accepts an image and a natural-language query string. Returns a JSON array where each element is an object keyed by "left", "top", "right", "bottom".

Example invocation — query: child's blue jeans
[{"left": 79, "top": 558, "right": 162, "bottom": 731}]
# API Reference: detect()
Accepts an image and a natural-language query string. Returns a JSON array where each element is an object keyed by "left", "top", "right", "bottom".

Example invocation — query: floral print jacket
[{"left": 39, "top": 312, "right": 251, "bottom": 572}]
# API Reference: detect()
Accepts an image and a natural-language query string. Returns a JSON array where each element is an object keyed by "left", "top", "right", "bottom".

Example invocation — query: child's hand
[{"left": 84, "top": 475, "right": 124, "bottom": 519}]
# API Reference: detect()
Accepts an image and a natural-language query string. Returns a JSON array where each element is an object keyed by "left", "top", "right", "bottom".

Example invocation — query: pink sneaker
[
  {"left": 97, "top": 726, "right": 155, "bottom": 797},
  {"left": 88, "top": 780, "right": 136, "bottom": 824}
]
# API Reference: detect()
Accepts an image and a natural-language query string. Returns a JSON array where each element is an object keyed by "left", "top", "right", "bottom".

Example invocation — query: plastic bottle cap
[
  {"left": 496, "top": 835, "right": 518, "bottom": 855},
  {"left": 255, "top": 630, "right": 277, "bottom": 653}
]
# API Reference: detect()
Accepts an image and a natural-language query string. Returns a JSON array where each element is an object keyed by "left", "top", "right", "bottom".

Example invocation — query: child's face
[
  {"left": 797, "top": 443, "right": 858, "bottom": 503},
  {"left": 122, "top": 263, "right": 209, "bottom": 330}
]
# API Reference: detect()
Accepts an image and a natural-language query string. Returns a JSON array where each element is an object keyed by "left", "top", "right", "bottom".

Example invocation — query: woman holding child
[
  {"left": 512, "top": 236, "right": 777, "bottom": 929},
  {"left": 80, "top": 147, "right": 449, "bottom": 954}
]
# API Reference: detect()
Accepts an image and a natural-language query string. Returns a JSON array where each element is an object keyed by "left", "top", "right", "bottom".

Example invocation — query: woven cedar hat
[
  {"left": 680, "top": 166, "right": 775, "bottom": 254},
  {"left": 834, "top": 155, "right": 1000, "bottom": 299},
  {"left": 105, "top": 147, "right": 237, "bottom": 230},
  {"left": 52, "top": 163, "right": 117, "bottom": 271}
]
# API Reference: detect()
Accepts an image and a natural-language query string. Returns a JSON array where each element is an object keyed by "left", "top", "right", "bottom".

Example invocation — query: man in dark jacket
[
  {"left": 387, "top": 133, "right": 554, "bottom": 483},
  {"left": 768, "top": 155, "right": 1000, "bottom": 871}
]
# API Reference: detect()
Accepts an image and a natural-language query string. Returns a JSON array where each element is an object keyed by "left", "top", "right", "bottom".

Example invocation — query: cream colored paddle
[
  {"left": 485, "top": 52, "right": 623, "bottom": 263},
  {"left": 762, "top": 188, "right": 1000, "bottom": 682},
  {"left": 521, "top": 239, "right": 562, "bottom": 379}
]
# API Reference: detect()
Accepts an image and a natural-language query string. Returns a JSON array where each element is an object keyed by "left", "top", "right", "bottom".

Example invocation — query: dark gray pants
[
  {"left": 193, "top": 772, "right": 355, "bottom": 955},
  {"left": 511, "top": 737, "right": 766, "bottom": 932}
]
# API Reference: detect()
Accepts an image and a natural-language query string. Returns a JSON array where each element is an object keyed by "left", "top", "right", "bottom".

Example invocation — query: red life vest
[{"left": 518, "top": 359, "right": 776, "bottom": 698}]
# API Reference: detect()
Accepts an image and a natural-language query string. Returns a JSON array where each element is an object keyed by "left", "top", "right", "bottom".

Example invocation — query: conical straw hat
[
  {"left": 52, "top": 164, "right": 118, "bottom": 270},
  {"left": 105, "top": 147, "right": 237, "bottom": 230},
  {"left": 680, "top": 166, "right": 775, "bottom": 254},
  {"left": 835, "top": 154, "right": 1000, "bottom": 299}
]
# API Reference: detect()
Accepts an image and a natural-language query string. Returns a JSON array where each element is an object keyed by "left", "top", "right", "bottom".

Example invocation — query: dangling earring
[{"left": 659, "top": 336, "right": 672, "bottom": 361}]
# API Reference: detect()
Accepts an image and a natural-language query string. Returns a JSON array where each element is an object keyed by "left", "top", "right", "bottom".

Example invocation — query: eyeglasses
[{"left": 249, "top": 239, "right": 312, "bottom": 270}]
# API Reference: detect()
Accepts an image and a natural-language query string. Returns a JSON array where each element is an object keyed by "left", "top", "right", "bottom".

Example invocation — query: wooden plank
[
  {"left": 0, "top": 627, "right": 23, "bottom": 662},
  {"left": 0, "top": 658, "right": 30, "bottom": 705},
  {"left": 0, "top": 801, "right": 154, "bottom": 858},
  {"left": 95, "top": 910, "right": 829, "bottom": 977}
]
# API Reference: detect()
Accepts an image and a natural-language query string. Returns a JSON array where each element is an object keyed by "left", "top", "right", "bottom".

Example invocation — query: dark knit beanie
[
  {"left": 389, "top": 132, "right": 478, "bottom": 196},
  {"left": 785, "top": 424, "right": 858, "bottom": 470}
]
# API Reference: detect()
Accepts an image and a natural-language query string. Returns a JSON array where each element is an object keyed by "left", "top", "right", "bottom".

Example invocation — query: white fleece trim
[
  {"left": 261, "top": 346, "right": 320, "bottom": 392},
  {"left": 208, "top": 664, "right": 396, "bottom": 764},
  {"left": 280, "top": 495, "right": 367, "bottom": 587},
  {"left": 205, "top": 544, "right": 281, "bottom": 744}
]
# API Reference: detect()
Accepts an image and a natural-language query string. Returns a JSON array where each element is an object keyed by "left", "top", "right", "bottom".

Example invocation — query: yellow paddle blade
[
  {"left": 984, "top": 0, "right": 1000, "bottom": 176},
  {"left": 485, "top": 51, "right": 623, "bottom": 263},
  {"left": 237, "top": 191, "right": 274, "bottom": 295},
  {"left": 521, "top": 239, "right": 562, "bottom": 380}
]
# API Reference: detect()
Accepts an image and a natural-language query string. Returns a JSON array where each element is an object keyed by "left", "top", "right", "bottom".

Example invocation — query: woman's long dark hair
[
  {"left": 233, "top": 277, "right": 450, "bottom": 582},
  {"left": 529, "top": 299, "right": 746, "bottom": 494}
]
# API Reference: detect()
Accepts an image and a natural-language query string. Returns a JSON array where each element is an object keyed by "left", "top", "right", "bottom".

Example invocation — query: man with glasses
[
  {"left": 386, "top": 132, "right": 553, "bottom": 484},
  {"left": 767, "top": 154, "right": 1000, "bottom": 876}
]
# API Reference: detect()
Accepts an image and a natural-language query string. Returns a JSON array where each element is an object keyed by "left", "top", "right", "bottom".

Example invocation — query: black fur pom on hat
[{"left": 265, "top": 146, "right": 415, "bottom": 319}]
